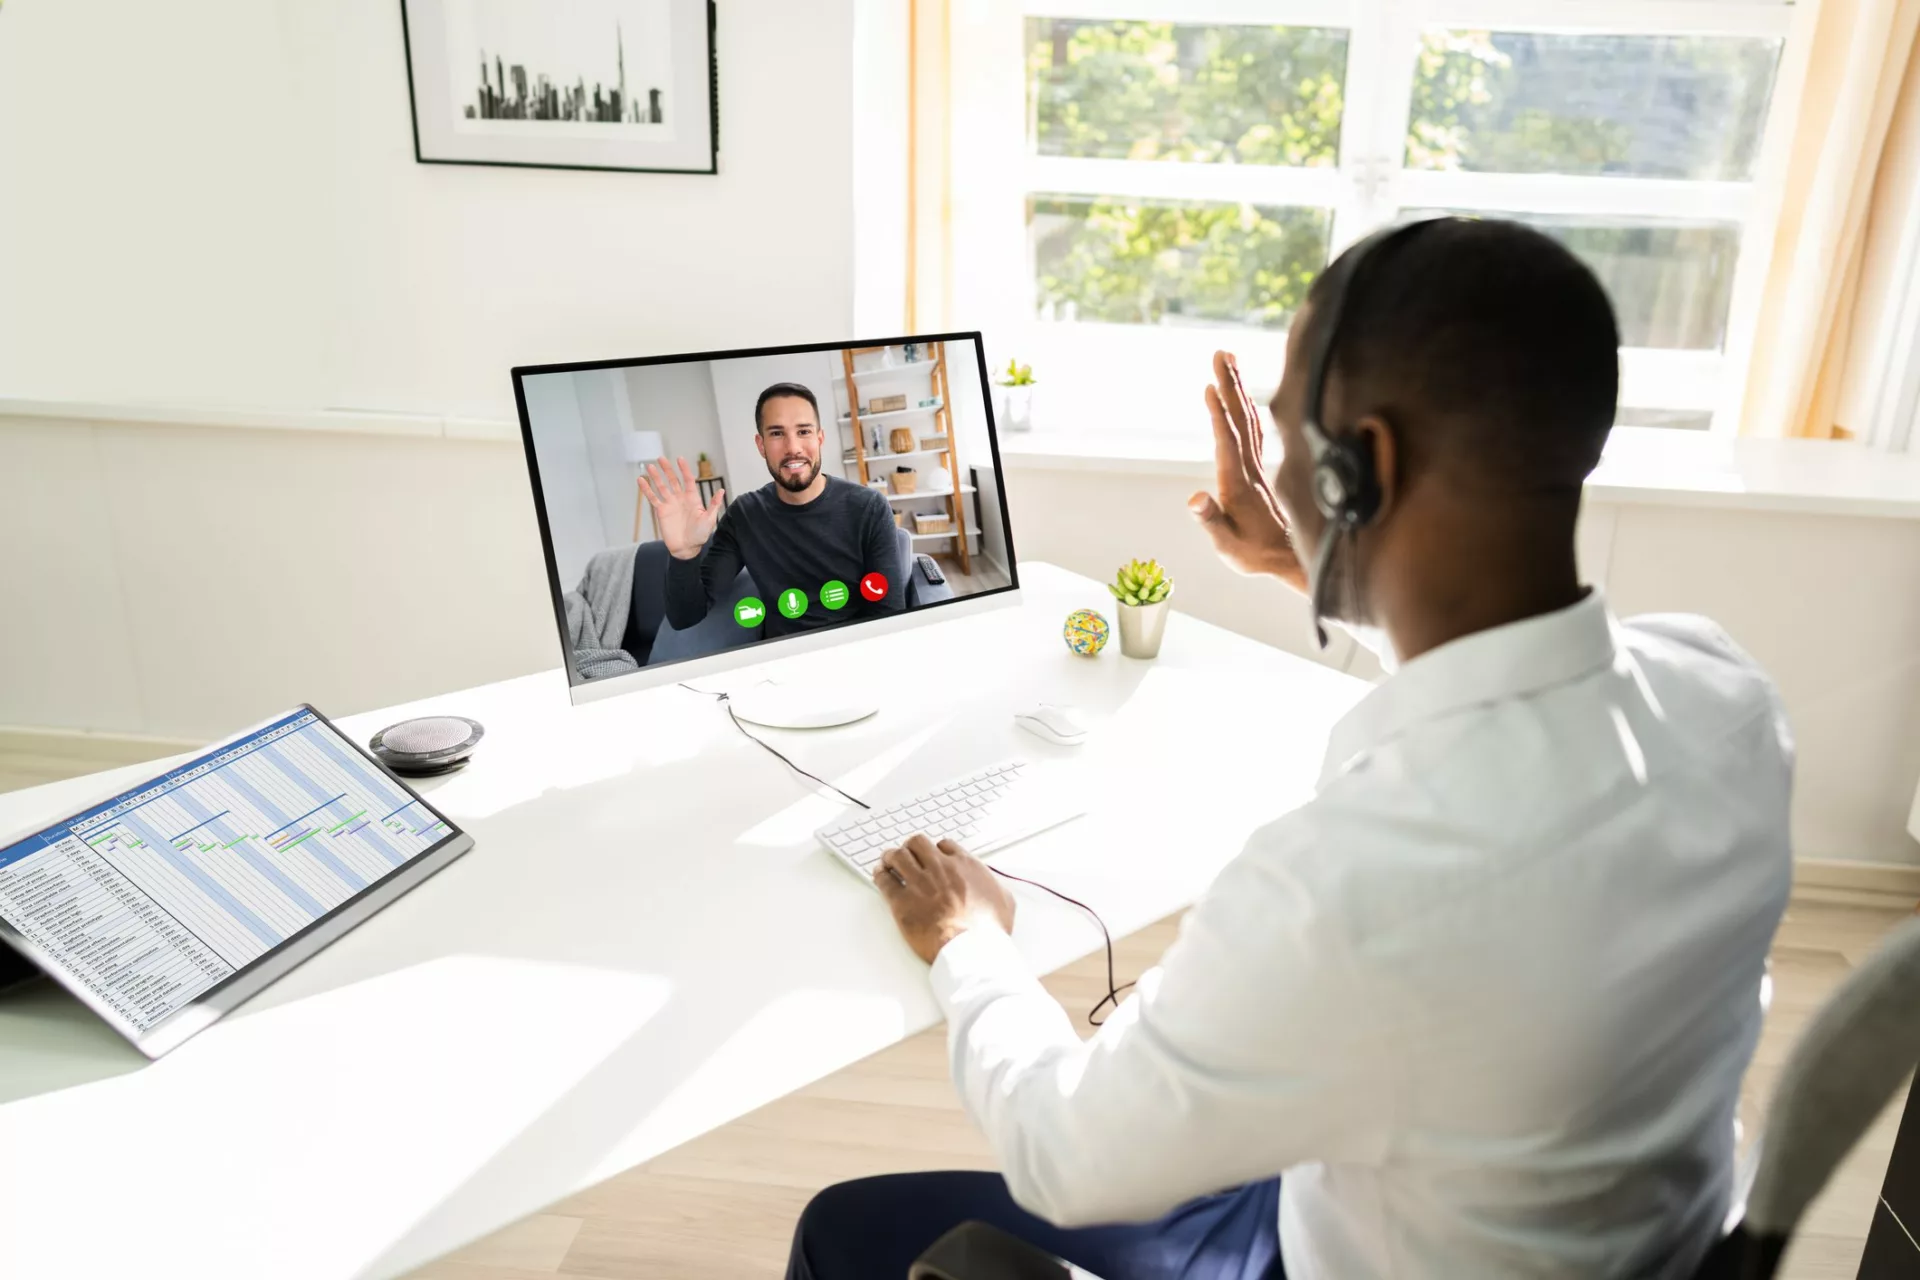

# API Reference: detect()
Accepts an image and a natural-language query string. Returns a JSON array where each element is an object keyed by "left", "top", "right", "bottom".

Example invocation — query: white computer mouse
[{"left": 1013, "top": 703, "right": 1088, "bottom": 746}]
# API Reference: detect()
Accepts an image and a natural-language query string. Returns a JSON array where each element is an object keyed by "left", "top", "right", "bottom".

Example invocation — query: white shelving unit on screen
[{"left": 837, "top": 341, "right": 973, "bottom": 573}]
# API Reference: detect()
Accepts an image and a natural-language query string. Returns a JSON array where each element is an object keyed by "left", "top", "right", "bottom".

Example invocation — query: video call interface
[{"left": 517, "top": 337, "right": 1016, "bottom": 686}]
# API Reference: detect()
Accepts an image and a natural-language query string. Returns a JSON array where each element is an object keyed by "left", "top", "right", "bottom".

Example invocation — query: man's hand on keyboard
[{"left": 875, "top": 834, "right": 1016, "bottom": 965}]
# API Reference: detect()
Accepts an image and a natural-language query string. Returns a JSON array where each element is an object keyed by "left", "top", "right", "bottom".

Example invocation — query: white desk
[{"left": 0, "top": 563, "right": 1365, "bottom": 1279}]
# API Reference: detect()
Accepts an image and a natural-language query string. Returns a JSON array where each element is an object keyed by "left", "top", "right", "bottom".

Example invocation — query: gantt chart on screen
[{"left": 0, "top": 710, "right": 452, "bottom": 1033}]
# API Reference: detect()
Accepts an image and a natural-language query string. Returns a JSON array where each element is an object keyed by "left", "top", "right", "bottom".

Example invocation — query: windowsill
[
  {"left": 6, "top": 396, "right": 1918, "bottom": 520},
  {"left": 998, "top": 427, "right": 1920, "bottom": 520}
]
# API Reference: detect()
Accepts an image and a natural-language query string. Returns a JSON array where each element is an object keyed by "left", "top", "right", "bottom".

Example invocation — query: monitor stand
[{"left": 727, "top": 681, "right": 879, "bottom": 730}]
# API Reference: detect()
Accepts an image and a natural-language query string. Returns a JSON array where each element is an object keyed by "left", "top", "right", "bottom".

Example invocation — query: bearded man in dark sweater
[{"left": 641, "top": 382, "right": 904, "bottom": 637}]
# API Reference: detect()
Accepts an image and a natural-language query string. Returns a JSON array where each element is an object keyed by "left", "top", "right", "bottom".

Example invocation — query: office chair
[{"left": 909, "top": 916, "right": 1920, "bottom": 1280}]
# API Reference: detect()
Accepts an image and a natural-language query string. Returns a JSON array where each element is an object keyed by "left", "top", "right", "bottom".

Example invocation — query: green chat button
[{"left": 821, "top": 580, "right": 850, "bottom": 610}]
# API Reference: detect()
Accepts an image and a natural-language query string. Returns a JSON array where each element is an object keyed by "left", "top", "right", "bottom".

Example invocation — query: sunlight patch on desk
[
  {"left": 424, "top": 696, "right": 727, "bottom": 819},
  {"left": 585, "top": 985, "right": 910, "bottom": 1184},
  {"left": 0, "top": 956, "right": 671, "bottom": 1280},
  {"left": 731, "top": 720, "right": 950, "bottom": 848},
  {"left": 1081, "top": 665, "right": 1349, "bottom": 817}
]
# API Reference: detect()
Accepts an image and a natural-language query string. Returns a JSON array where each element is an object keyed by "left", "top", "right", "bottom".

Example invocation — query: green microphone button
[{"left": 777, "top": 587, "right": 809, "bottom": 619}]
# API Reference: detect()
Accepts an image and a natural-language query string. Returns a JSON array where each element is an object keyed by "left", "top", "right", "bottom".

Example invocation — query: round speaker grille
[{"left": 370, "top": 716, "right": 484, "bottom": 776}]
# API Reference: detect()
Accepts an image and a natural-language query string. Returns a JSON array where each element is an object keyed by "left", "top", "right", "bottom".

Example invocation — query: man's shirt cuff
[{"left": 929, "top": 924, "right": 1032, "bottom": 1012}]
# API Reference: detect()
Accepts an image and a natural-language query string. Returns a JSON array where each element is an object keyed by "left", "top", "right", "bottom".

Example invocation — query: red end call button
[{"left": 860, "top": 572, "right": 889, "bottom": 602}]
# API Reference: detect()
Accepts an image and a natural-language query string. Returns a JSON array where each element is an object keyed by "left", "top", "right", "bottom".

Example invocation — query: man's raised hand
[
  {"left": 1188, "top": 351, "right": 1306, "bottom": 592},
  {"left": 638, "top": 457, "right": 724, "bottom": 560}
]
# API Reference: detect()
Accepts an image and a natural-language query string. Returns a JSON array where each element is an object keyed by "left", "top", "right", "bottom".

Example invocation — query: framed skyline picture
[{"left": 400, "top": 0, "right": 717, "bottom": 175}]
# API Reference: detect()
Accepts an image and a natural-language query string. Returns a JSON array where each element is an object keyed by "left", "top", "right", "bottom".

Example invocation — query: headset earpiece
[
  {"left": 1311, "top": 433, "right": 1380, "bottom": 530},
  {"left": 1299, "top": 217, "right": 1452, "bottom": 645}
]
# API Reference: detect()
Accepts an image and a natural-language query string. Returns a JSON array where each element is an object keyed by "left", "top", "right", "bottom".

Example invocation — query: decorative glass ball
[{"left": 1063, "top": 608, "right": 1111, "bottom": 657}]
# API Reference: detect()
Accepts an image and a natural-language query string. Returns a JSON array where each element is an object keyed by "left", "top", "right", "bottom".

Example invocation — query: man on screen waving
[{"left": 641, "top": 381, "right": 903, "bottom": 637}]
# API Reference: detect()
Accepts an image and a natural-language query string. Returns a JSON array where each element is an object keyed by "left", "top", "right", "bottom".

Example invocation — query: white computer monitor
[{"left": 512, "top": 334, "right": 1021, "bottom": 721}]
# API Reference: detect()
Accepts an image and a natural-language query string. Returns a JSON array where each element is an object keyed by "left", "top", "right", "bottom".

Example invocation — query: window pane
[
  {"left": 1027, "top": 18, "right": 1348, "bottom": 166},
  {"left": 1031, "top": 196, "right": 1331, "bottom": 329},
  {"left": 1407, "top": 31, "right": 1781, "bottom": 179},
  {"left": 1402, "top": 211, "right": 1742, "bottom": 349}
]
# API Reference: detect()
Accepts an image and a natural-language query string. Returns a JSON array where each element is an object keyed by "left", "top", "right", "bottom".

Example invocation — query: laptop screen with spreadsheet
[{"left": 0, "top": 706, "right": 468, "bottom": 1055}]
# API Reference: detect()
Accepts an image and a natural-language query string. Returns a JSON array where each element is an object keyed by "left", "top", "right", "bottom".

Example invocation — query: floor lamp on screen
[{"left": 626, "top": 430, "right": 665, "bottom": 542}]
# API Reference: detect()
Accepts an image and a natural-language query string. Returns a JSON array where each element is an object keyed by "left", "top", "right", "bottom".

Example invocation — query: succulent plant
[
  {"left": 998, "top": 359, "right": 1036, "bottom": 386},
  {"left": 1108, "top": 558, "right": 1171, "bottom": 607}
]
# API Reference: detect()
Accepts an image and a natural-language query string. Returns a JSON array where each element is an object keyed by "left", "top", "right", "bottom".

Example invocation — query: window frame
[{"left": 950, "top": 0, "right": 1810, "bottom": 435}]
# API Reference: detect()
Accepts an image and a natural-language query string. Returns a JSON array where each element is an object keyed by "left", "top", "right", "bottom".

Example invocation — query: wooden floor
[
  {"left": 0, "top": 742, "right": 1907, "bottom": 1280},
  {"left": 935, "top": 552, "right": 1012, "bottom": 599}
]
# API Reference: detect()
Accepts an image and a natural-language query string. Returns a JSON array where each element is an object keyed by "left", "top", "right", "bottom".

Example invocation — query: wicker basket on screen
[
  {"left": 891, "top": 468, "right": 918, "bottom": 495},
  {"left": 914, "top": 512, "right": 953, "bottom": 535}
]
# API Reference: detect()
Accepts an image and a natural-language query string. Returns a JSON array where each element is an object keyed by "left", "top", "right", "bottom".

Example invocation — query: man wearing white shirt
[{"left": 786, "top": 218, "right": 1793, "bottom": 1279}]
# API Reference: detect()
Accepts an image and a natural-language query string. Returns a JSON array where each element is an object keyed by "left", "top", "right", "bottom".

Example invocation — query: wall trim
[
  {"left": 0, "top": 397, "right": 518, "bottom": 443},
  {"left": 0, "top": 725, "right": 199, "bottom": 770},
  {"left": 1794, "top": 857, "right": 1920, "bottom": 901}
]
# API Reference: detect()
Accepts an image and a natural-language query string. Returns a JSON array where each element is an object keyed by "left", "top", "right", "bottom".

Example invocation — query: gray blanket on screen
[{"left": 563, "top": 544, "right": 641, "bottom": 681}]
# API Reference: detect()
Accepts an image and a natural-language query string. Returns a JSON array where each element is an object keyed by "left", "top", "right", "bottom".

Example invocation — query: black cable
[
  {"left": 680, "top": 681, "right": 1131, "bottom": 1024},
  {"left": 986, "top": 867, "right": 1137, "bottom": 1027},
  {"left": 678, "top": 683, "right": 872, "bottom": 810}
]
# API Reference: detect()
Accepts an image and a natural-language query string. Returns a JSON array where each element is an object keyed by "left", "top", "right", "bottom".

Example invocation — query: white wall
[
  {"left": 520, "top": 372, "right": 606, "bottom": 590},
  {"left": 0, "top": 0, "right": 857, "bottom": 421},
  {"left": 573, "top": 370, "right": 639, "bottom": 565},
  {"left": 1002, "top": 463, "right": 1920, "bottom": 869},
  {"left": 1602, "top": 506, "right": 1920, "bottom": 876},
  {"left": 706, "top": 351, "right": 846, "bottom": 497},
  {"left": 625, "top": 363, "right": 725, "bottom": 483},
  {"left": 0, "top": 413, "right": 559, "bottom": 740},
  {"left": 946, "top": 338, "right": 994, "bottom": 471},
  {"left": 942, "top": 338, "right": 997, "bottom": 565}
]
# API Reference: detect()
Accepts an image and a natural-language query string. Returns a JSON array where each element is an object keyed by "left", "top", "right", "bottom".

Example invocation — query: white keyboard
[{"left": 816, "top": 759, "right": 1085, "bottom": 885}]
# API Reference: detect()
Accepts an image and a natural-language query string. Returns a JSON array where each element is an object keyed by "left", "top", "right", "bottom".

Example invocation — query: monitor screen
[{"left": 514, "top": 334, "right": 1019, "bottom": 697}]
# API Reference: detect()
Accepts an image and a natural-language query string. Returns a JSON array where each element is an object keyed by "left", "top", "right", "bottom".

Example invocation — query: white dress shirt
[{"left": 931, "top": 593, "right": 1793, "bottom": 1278}]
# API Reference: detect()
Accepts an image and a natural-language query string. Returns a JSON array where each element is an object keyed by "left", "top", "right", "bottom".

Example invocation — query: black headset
[{"left": 1296, "top": 217, "right": 1452, "bottom": 647}]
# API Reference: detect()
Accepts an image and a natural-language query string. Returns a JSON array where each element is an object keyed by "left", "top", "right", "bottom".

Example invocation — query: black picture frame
[{"left": 399, "top": 0, "right": 719, "bottom": 176}]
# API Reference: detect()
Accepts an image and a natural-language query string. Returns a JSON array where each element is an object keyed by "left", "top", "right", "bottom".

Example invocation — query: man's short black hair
[
  {"left": 1309, "top": 217, "right": 1620, "bottom": 489},
  {"left": 755, "top": 382, "right": 821, "bottom": 432}
]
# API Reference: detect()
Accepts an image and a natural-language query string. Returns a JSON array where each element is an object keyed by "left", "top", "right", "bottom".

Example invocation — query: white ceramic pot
[
  {"left": 1000, "top": 384, "right": 1034, "bottom": 431},
  {"left": 1117, "top": 586, "right": 1174, "bottom": 659}
]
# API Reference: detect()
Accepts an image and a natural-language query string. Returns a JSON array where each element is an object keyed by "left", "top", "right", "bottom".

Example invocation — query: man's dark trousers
[{"left": 787, "top": 1170, "right": 1286, "bottom": 1280}]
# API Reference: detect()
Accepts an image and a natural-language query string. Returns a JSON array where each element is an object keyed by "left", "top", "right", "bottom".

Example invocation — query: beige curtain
[{"left": 1740, "top": 0, "right": 1920, "bottom": 439}]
